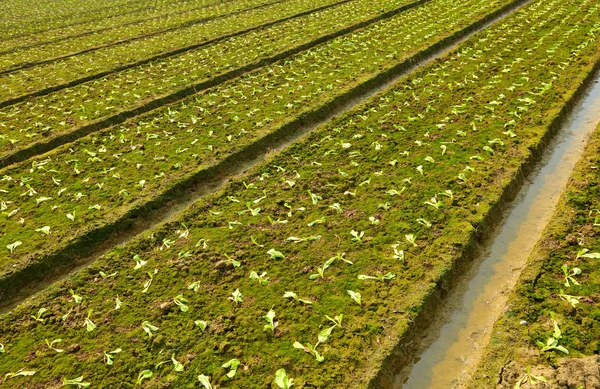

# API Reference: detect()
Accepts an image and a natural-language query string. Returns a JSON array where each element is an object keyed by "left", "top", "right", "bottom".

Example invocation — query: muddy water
[
  {"left": 399, "top": 72, "right": 600, "bottom": 389},
  {"left": 0, "top": 0, "right": 531, "bottom": 314}
]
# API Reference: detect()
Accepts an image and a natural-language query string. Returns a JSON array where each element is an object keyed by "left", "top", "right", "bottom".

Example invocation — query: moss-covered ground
[{"left": 1, "top": 0, "right": 600, "bottom": 387}]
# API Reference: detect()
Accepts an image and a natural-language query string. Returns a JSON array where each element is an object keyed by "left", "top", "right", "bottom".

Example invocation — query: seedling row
[
  {"left": 0, "top": 0, "right": 599, "bottom": 387},
  {"left": 0, "top": 0, "right": 221, "bottom": 44},
  {"left": 0, "top": 0, "right": 519, "bottom": 291},
  {"left": 0, "top": 0, "right": 284, "bottom": 73},
  {"left": 0, "top": 0, "right": 420, "bottom": 162},
  {"left": 0, "top": 0, "right": 354, "bottom": 102},
  {"left": 0, "top": 0, "right": 227, "bottom": 53}
]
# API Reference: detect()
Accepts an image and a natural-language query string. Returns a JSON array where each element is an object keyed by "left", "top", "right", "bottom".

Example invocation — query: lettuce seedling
[
  {"left": 0, "top": 344, "right": 4, "bottom": 353},
  {"left": 514, "top": 366, "right": 547, "bottom": 389},
  {"left": 136, "top": 370, "right": 153, "bottom": 385},
  {"left": 195, "top": 238, "right": 209, "bottom": 249},
  {"left": 83, "top": 310, "right": 96, "bottom": 332},
  {"left": 223, "top": 254, "right": 241, "bottom": 268},
  {"left": 6, "top": 241, "right": 22, "bottom": 254},
  {"left": 268, "top": 216, "right": 288, "bottom": 225},
  {"left": 267, "top": 248, "right": 285, "bottom": 260},
  {"left": 307, "top": 190, "right": 322, "bottom": 205},
  {"left": 249, "top": 271, "right": 269, "bottom": 286},
  {"left": 416, "top": 218, "right": 432, "bottom": 228},
  {"left": 142, "top": 269, "right": 157, "bottom": 293},
  {"left": 405, "top": 234, "right": 417, "bottom": 247},
  {"left": 103, "top": 348, "right": 122, "bottom": 365},
  {"left": 561, "top": 264, "right": 581, "bottom": 287},
  {"left": 287, "top": 235, "right": 322, "bottom": 243},
  {"left": 283, "top": 291, "right": 313, "bottom": 305},
  {"left": 558, "top": 290, "right": 581, "bottom": 308},
  {"left": 307, "top": 216, "right": 326, "bottom": 227},
  {"left": 392, "top": 244, "right": 405, "bottom": 262},
  {"left": 115, "top": 295, "right": 122, "bottom": 310},
  {"left": 31, "top": 308, "right": 47, "bottom": 323},
  {"left": 329, "top": 203, "right": 342, "bottom": 213},
  {"left": 195, "top": 320, "right": 208, "bottom": 331},
  {"left": 293, "top": 341, "right": 324, "bottom": 362},
  {"left": 69, "top": 289, "right": 82, "bottom": 304},
  {"left": 141, "top": 321, "right": 158, "bottom": 338},
  {"left": 99, "top": 271, "right": 117, "bottom": 279},
  {"left": 173, "top": 295, "right": 189, "bottom": 312},
  {"left": 250, "top": 235, "right": 264, "bottom": 247},
  {"left": 274, "top": 368, "right": 294, "bottom": 389},
  {"left": 357, "top": 272, "right": 395, "bottom": 282},
  {"left": 424, "top": 197, "right": 443, "bottom": 209},
  {"left": 188, "top": 281, "right": 201, "bottom": 292},
  {"left": 133, "top": 254, "right": 147, "bottom": 269},
  {"left": 536, "top": 313, "right": 568, "bottom": 354},
  {"left": 263, "top": 309, "right": 277, "bottom": 333},
  {"left": 317, "top": 326, "right": 336, "bottom": 347},
  {"left": 230, "top": 289, "right": 243, "bottom": 305},
  {"left": 62, "top": 376, "right": 90, "bottom": 387},
  {"left": 222, "top": 359, "right": 241, "bottom": 378},
  {"left": 576, "top": 248, "right": 600, "bottom": 259},
  {"left": 347, "top": 290, "right": 362, "bottom": 306},
  {"left": 171, "top": 354, "right": 184, "bottom": 372},
  {"left": 325, "top": 314, "right": 343, "bottom": 328},
  {"left": 198, "top": 374, "right": 213, "bottom": 389},
  {"left": 45, "top": 339, "right": 64, "bottom": 353},
  {"left": 350, "top": 230, "right": 364, "bottom": 242},
  {"left": 4, "top": 369, "right": 36, "bottom": 379},
  {"left": 35, "top": 226, "right": 50, "bottom": 235},
  {"left": 310, "top": 257, "right": 336, "bottom": 280},
  {"left": 439, "top": 190, "right": 454, "bottom": 201}
]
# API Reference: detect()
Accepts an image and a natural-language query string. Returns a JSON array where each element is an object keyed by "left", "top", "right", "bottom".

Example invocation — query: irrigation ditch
[{"left": 367, "top": 50, "right": 600, "bottom": 389}]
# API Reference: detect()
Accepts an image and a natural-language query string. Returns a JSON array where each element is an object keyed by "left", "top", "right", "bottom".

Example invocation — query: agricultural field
[
  {"left": 0, "top": 0, "right": 522, "bottom": 290},
  {"left": 1, "top": 0, "right": 600, "bottom": 388}
]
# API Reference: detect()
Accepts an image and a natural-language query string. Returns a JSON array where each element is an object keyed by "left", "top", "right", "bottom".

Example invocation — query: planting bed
[
  {"left": 0, "top": 0, "right": 419, "bottom": 161},
  {"left": 0, "top": 0, "right": 228, "bottom": 54},
  {"left": 0, "top": 0, "right": 522, "bottom": 295},
  {"left": 0, "top": 0, "right": 285, "bottom": 74},
  {"left": 0, "top": 0, "right": 599, "bottom": 388},
  {"left": 470, "top": 122, "right": 600, "bottom": 388},
  {"left": 0, "top": 0, "right": 204, "bottom": 44},
  {"left": 0, "top": 0, "right": 340, "bottom": 100}
]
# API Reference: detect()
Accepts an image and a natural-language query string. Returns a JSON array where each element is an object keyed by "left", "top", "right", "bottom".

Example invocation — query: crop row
[
  {"left": 0, "top": 0, "right": 353, "bottom": 103},
  {"left": 0, "top": 0, "right": 521, "bottom": 288},
  {"left": 0, "top": 0, "right": 421, "bottom": 165},
  {"left": 0, "top": 0, "right": 284, "bottom": 73},
  {"left": 0, "top": 0, "right": 599, "bottom": 387},
  {"left": 0, "top": 0, "right": 218, "bottom": 43},
  {"left": 0, "top": 0, "right": 226, "bottom": 53},
  {"left": 470, "top": 122, "right": 600, "bottom": 388}
]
